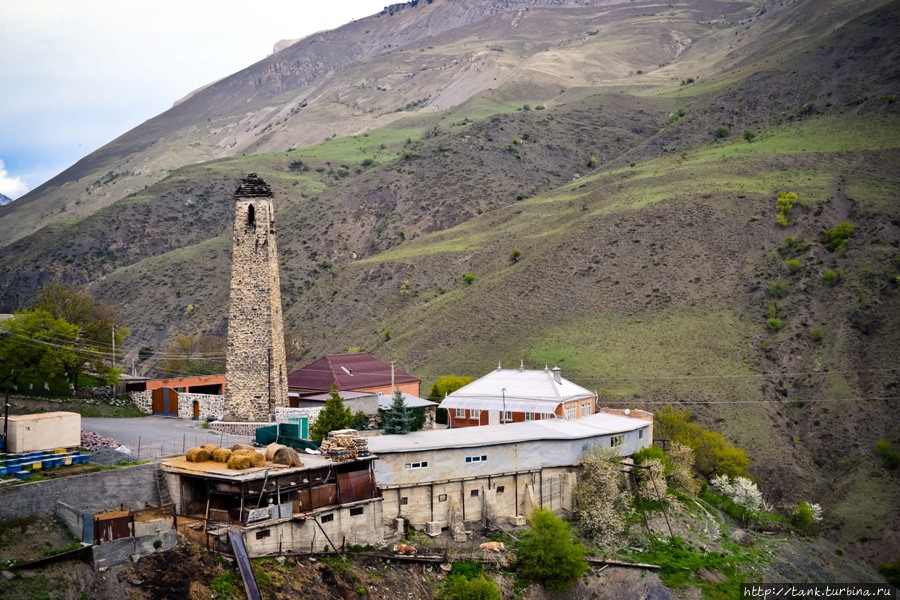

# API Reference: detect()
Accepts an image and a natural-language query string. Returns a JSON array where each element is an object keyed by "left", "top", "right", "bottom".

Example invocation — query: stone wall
[
  {"left": 208, "top": 421, "right": 269, "bottom": 437},
  {"left": 177, "top": 393, "right": 224, "bottom": 421},
  {"left": 224, "top": 176, "right": 289, "bottom": 422},
  {"left": 132, "top": 390, "right": 152, "bottom": 414}
]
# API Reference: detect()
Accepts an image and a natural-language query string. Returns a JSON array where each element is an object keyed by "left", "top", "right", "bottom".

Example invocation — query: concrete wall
[
  {"left": 7, "top": 412, "right": 81, "bottom": 452},
  {"left": 379, "top": 468, "right": 576, "bottom": 529},
  {"left": 239, "top": 499, "right": 384, "bottom": 556},
  {"left": 0, "top": 463, "right": 160, "bottom": 521},
  {"left": 92, "top": 529, "right": 178, "bottom": 569}
]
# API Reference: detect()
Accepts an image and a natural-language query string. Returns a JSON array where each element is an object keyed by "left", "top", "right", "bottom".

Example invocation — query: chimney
[{"left": 552, "top": 366, "right": 561, "bottom": 384}]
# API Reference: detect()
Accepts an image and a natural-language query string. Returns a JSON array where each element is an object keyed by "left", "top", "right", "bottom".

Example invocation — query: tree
[
  {"left": 654, "top": 406, "right": 750, "bottom": 480},
  {"left": 429, "top": 375, "right": 473, "bottom": 401},
  {"left": 0, "top": 309, "right": 84, "bottom": 394},
  {"left": 35, "top": 283, "right": 128, "bottom": 388},
  {"left": 743, "top": 129, "right": 756, "bottom": 143},
  {"left": 821, "top": 221, "right": 854, "bottom": 253},
  {"left": 310, "top": 385, "right": 353, "bottom": 440},
  {"left": 508, "top": 248, "right": 522, "bottom": 264},
  {"left": 574, "top": 447, "right": 630, "bottom": 541},
  {"left": 382, "top": 389, "right": 411, "bottom": 435},
  {"left": 159, "top": 334, "right": 226, "bottom": 376},
  {"left": 516, "top": 509, "right": 588, "bottom": 592}
]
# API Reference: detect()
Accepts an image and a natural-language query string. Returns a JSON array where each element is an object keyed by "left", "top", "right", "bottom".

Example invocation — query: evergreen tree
[
  {"left": 310, "top": 384, "right": 352, "bottom": 440},
  {"left": 382, "top": 390, "right": 411, "bottom": 434}
]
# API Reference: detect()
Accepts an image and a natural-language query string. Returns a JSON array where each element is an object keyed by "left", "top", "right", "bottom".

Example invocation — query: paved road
[{"left": 81, "top": 416, "right": 254, "bottom": 459}]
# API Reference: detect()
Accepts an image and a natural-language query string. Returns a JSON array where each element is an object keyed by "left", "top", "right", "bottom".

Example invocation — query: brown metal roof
[{"left": 287, "top": 352, "right": 419, "bottom": 393}]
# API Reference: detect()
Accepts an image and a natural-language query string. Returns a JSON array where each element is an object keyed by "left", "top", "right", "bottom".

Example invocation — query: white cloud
[{"left": 0, "top": 160, "right": 29, "bottom": 200}]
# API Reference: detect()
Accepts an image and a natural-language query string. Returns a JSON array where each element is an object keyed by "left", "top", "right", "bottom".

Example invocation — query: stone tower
[{"left": 224, "top": 174, "right": 289, "bottom": 421}]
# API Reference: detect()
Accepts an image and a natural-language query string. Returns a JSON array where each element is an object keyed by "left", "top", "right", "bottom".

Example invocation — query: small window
[
  {"left": 321, "top": 513, "right": 334, "bottom": 523},
  {"left": 470, "top": 489, "right": 479, "bottom": 497},
  {"left": 255, "top": 529, "right": 271, "bottom": 540},
  {"left": 400, "top": 497, "right": 409, "bottom": 506},
  {"left": 638, "top": 429, "right": 644, "bottom": 440},
  {"left": 455, "top": 408, "right": 465, "bottom": 419},
  {"left": 405, "top": 461, "right": 428, "bottom": 470},
  {"left": 503, "top": 411, "right": 512, "bottom": 422},
  {"left": 542, "top": 412, "right": 553, "bottom": 419},
  {"left": 470, "top": 409, "right": 481, "bottom": 420},
  {"left": 247, "top": 203, "right": 256, "bottom": 225},
  {"left": 465, "top": 455, "right": 487, "bottom": 463},
  {"left": 496, "top": 486, "right": 505, "bottom": 494},
  {"left": 610, "top": 434, "right": 624, "bottom": 448},
  {"left": 350, "top": 507, "right": 364, "bottom": 516},
  {"left": 438, "top": 494, "right": 448, "bottom": 502},
  {"left": 525, "top": 412, "right": 535, "bottom": 421}
]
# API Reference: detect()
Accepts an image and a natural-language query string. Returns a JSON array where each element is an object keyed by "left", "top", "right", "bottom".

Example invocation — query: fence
[{"left": 121, "top": 431, "right": 256, "bottom": 460}]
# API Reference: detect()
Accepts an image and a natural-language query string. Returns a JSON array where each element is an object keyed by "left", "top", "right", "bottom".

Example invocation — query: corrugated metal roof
[
  {"left": 367, "top": 412, "right": 648, "bottom": 453},
  {"left": 377, "top": 392, "right": 438, "bottom": 410},
  {"left": 445, "top": 367, "right": 594, "bottom": 405},
  {"left": 287, "top": 352, "right": 419, "bottom": 393},
  {"left": 438, "top": 397, "right": 561, "bottom": 414}
]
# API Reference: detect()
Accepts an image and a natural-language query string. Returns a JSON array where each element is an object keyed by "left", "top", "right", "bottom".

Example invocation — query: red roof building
[{"left": 287, "top": 352, "right": 420, "bottom": 406}]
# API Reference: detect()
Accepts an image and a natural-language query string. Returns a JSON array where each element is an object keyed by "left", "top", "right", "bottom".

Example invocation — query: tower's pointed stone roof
[{"left": 235, "top": 173, "right": 272, "bottom": 198}]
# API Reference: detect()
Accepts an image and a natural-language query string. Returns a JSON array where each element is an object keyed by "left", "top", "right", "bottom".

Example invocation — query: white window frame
[
  {"left": 610, "top": 434, "right": 624, "bottom": 448},
  {"left": 503, "top": 410, "right": 512, "bottom": 422},
  {"left": 465, "top": 455, "right": 488, "bottom": 463},
  {"left": 404, "top": 461, "right": 428, "bottom": 470},
  {"left": 455, "top": 408, "right": 465, "bottom": 419},
  {"left": 470, "top": 409, "right": 481, "bottom": 420},
  {"left": 638, "top": 428, "right": 644, "bottom": 440},
  {"left": 525, "top": 412, "right": 535, "bottom": 421}
]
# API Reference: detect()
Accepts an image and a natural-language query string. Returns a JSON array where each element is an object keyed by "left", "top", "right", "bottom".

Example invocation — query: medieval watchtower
[{"left": 224, "top": 174, "right": 288, "bottom": 421}]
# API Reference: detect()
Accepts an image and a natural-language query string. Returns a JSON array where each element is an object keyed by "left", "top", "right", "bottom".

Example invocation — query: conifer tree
[
  {"left": 310, "top": 384, "right": 352, "bottom": 440},
  {"left": 382, "top": 389, "right": 411, "bottom": 435}
]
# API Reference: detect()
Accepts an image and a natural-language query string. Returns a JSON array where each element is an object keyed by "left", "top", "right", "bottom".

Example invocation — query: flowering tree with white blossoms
[
  {"left": 792, "top": 501, "right": 823, "bottom": 535},
  {"left": 710, "top": 474, "right": 764, "bottom": 525}
]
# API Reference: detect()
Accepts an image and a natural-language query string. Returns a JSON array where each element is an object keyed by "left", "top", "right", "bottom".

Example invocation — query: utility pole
[{"left": 111, "top": 324, "right": 116, "bottom": 369}]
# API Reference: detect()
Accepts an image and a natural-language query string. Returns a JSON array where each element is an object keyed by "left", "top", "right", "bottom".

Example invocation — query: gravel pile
[
  {"left": 81, "top": 430, "right": 120, "bottom": 450},
  {"left": 87, "top": 446, "right": 134, "bottom": 465}
]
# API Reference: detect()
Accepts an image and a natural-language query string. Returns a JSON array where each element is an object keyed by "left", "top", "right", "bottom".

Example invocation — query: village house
[
  {"left": 287, "top": 352, "right": 421, "bottom": 402},
  {"left": 439, "top": 364, "right": 596, "bottom": 428},
  {"left": 160, "top": 449, "right": 382, "bottom": 557},
  {"left": 127, "top": 374, "right": 226, "bottom": 421},
  {"left": 366, "top": 411, "right": 652, "bottom": 536}
]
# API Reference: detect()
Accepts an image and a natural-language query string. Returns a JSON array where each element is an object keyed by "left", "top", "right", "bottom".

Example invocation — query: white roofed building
[{"left": 439, "top": 363, "right": 596, "bottom": 428}]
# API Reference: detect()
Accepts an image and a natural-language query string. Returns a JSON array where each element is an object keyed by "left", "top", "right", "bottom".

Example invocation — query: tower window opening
[{"left": 247, "top": 204, "right": 256, "bottom": 226}]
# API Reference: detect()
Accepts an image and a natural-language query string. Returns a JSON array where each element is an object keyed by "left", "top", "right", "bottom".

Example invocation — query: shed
[{"left": 5, "top": 411, "right": 81, "bottom": 453}]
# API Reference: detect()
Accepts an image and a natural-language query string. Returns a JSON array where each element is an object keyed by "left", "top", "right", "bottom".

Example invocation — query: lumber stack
[{"left": 319, "top": 429, "right": 369, "bottom": 461}]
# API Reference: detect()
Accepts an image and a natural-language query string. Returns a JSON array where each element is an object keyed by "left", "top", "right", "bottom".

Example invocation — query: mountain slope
[{"left": 0, "top": 0, "right": 898, "bottom": 572}]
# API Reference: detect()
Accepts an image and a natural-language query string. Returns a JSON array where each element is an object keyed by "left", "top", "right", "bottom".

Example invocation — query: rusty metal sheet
[{"left": 338, "top": 469, "right": 374, "bottom": 503}]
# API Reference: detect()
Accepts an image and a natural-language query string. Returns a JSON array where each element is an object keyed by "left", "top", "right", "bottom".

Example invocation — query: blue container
[
  {"left": 14, "top": 471, "right": 29, "bottom": 480},
  {"left": 7, "top": 464, "right": 22, "bottom": 473},
  {"left": 0, "top": 467, "right": 6, "bottom": 476}
]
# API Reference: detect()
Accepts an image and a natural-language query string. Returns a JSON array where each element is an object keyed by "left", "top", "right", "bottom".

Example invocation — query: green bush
[
  {"left": 875, "top": 439, "right": 899, "bottom": 469},
  {"left": 714, "top": 126, "right": 730, "bottom": 139},
  {"left": 654, "top": 406, "right": 750, "bottom": 479},
  {"left": 438, "top": 574, "right": 501, "bottom": 600},
  {"left": 633, "top": 445, "right": 668, "bottom": 467},
  {"left": 516, "top": 509, "right": 587, "bottom": 592},
  {"left": 784, "top": 259, "right": 803, "bottom": 274},
  {"left": 743, "top": 130, "right": 757, "bottom": 143},
  {"left": 879, "top": 556, "right": 900, "bottom": 588},
  {"left": 823, "top": 270, "right": 840, "bottom": 286},
  {"left": 775, "top": 192, "right": 798, "bottom": 226},
  {"left": 821, "top": 221, "right": 854, "bottom": 253},
  {"left": 461, "top": 273, "right": 475, "bottom": 285},
  {"left": 810, "top": 327, "right": 823, "bottom": 343},
  {"left": 767, "top": 317, "right": 782, "bottom": 332},
  {"left": 768, "top": 279, "right": 790, "bottom": 298}
]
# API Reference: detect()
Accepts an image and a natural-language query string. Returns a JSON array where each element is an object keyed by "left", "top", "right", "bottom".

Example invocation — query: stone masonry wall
[{"left": 224, "top": 180, "right": 289, "bottom": 422}]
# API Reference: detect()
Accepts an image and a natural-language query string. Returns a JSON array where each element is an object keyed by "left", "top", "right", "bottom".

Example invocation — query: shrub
[
  {"left": 810, "top": 326, "right": 824, "bottom": 343},
  {"left": 769, "top": 279, "right": 790, "bottom": 298},
  {"left": 587, "top": 155, "right": 598, "bottom": 168},
  {"left": 875, "top": 439, "right": 900, "bottom": 469},
  {"left": 821, "top": 221, "right": 854, "bottom": 253},
  {"left": 791, "top": 502, "right": 822, "bottom": 535},
  {"left": 710, "top": 475, "right": 763, "bottom": 525},
  {"left": 743, "top": 130, "right": 757, "bottom": 143},
  {"left": 780, "top": 236, "right": 811, "bottom": 256},
  {"left": 508, "top": 248, "right": 522, "bottom": 264},
  {"left": 785, "top": 259, "right": 803, "bottom": 274},
  {"left": 767, "top": 317, "right": 782, "bottom": 332},
  {"left": 517, "top": 509, "right": 588, "bottom": 592},
  {"left": 438, "top": 575, "right": 501, "bottom": 600},
  {"left": 575, "top": 448, "right": 630, "bottom": 540},
  {"left": 775, "top": 192, "right": 798, "bottom": 226},
  {"left": 879, "top": 557, "right": 900, "bottom": 588},
  {"left": 461, "top": 273, "right": 475, "bottom": 285},
  {"left": 714, "top": 126, "right": 730, "bottom": 138},
  {"left": 823, "top": 270, "right": 840, "bottom": 286},
  {"left": 654, "top": 406, "right": 750, "bottom": 479},
  {"left": 667, "top": 442, "right": 701, "bottom": 496}
]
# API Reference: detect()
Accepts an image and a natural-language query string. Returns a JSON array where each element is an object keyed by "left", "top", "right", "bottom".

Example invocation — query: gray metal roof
[
  {"left": 377, "top": 392, "right": 437, "bottom": 410},
  {"left": 367, "top": 412, "right": 648, "bottom": 454},
  {"left": 444, "top": 367, "right": 595, "bottom": 407}
]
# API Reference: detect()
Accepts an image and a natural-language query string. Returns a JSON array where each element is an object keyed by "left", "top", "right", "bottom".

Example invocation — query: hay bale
[
  {"left": 186, "top": 447, "right": 211, "bottom": 463},
  {"left": 227, "top": 453, "right": 252, "bottom": 470},
  {"left": 212, "top": 448, "right": 233, "bottom": 463},
  {"left": 272, "top": 446, "right": 303, "bottom": 467},
  {"left": 231, "top": 448, "right": 266, "bottom": 468},
  {"left": 265, "top": 443, "right": 287, "bottom": 462},
  {"left": 231, "top": 443, "right": 256, "bottom": 452},
  {"left": 200, "top": 443, "right": 220, "bottom": 452}
]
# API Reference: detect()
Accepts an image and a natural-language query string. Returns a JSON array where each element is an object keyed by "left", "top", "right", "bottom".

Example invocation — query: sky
[{"left": 0, "top": 0, "right": 388, "bottom": 200}]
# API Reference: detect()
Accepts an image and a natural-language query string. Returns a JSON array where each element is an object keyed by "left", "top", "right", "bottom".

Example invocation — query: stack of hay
[
  {"left": 227, "top": 444, "right": 265, "bottom": 470},
  {"left": 264, "top": 443, "right": 303, "bottom": 467},
  {"left": 320, "top": 429, "right": 367, "bottom": 462}
]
